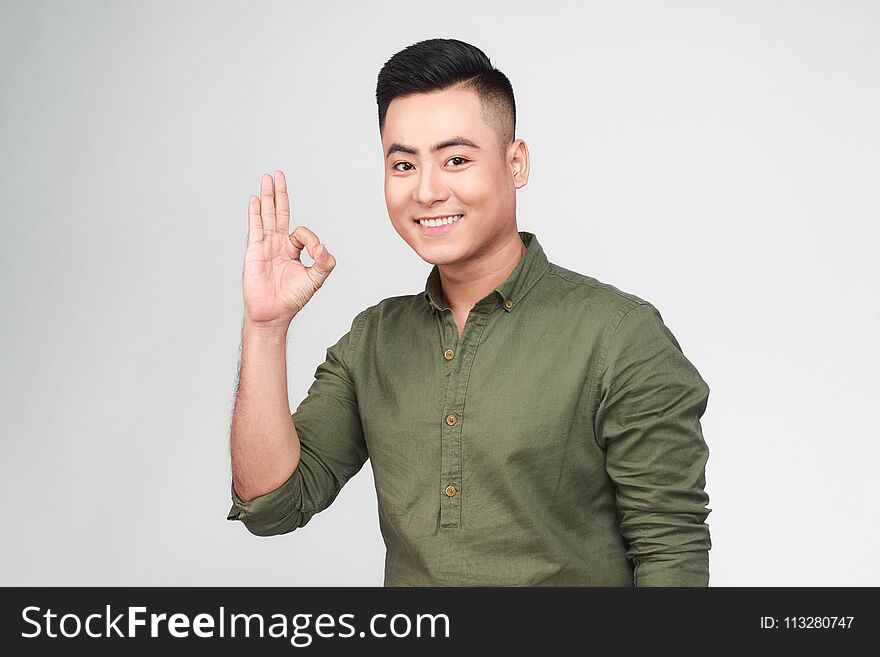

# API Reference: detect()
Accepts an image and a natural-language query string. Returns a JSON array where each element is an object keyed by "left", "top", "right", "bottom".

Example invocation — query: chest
[
  {"left": 452, "top": 313, "right": 466, "bottom": 341},
  {"left": 354, "top": 308, "right": 603, "bottom": 473}
]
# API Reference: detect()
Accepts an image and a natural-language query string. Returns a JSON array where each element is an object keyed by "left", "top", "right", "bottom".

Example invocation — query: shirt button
[
  {"left": 504, "top": 299, "right": 513, "bottom": 309},
  {"left": 445, "top": 484, "right": 457, "bottom": 497},
  {"left": 445, "top": 414, "right": 457, "bottom": 426},
  {"left": 444, "top": 349, "right": 455, "bottom": 360}
]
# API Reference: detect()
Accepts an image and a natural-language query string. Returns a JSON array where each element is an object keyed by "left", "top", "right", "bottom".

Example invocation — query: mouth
[{"left": 413, "top": 213, "right": 464, "bottom": 236}]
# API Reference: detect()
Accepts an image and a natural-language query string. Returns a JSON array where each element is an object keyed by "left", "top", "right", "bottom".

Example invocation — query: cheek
[
  {"left": 384, "top": 178, "right": 408, "bottom": 213},
  {"left": 454, "top": 171, "right": 498, "bottom": 206},
  {"left": 457, "top": 174, "right": 481, "bottom": 200}
]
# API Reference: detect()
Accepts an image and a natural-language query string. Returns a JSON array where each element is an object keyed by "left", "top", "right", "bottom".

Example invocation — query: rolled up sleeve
[
  {"left": 594, "top": 302, "right": 712, "bottom": 586},
  {"left": 227, "top": 309, "right": 370, "bottom": 537},
  {"left": 227, "top": 468, "right": 305, "bottom": 536}
]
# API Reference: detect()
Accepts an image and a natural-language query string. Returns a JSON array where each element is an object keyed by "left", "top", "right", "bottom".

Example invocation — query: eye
[
  {"left": 447, "top": 156, "right": 469, "bottom": 167},
  {"left": 392, "top": 162, "right": 414, "bottom": 172}
]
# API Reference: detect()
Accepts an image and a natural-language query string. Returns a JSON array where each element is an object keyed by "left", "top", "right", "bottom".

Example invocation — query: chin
[
  {"left": 414, "top": 242, "right": 469, "bottom": 266},
  {"left": 390, "top": 216, "right": 472, "bottom": 263}
]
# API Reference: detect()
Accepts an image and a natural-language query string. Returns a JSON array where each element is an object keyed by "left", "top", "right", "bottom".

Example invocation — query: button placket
[{"left": 437, "top": 307, "right": 488, "bottom": 529}]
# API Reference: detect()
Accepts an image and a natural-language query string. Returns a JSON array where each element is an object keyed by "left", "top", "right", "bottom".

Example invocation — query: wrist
[{"left": 242, "top": 317, "right": 292, "bottom": 341}]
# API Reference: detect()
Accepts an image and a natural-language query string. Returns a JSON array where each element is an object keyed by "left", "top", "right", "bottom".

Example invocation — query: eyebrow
[{"left": 385, "top": 136, "right": 482, "bottom": 159}]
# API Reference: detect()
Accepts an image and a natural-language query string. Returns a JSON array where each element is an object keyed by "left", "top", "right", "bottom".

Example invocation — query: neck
[{"left": 439, "top": 231, "right": 526, "bottom": 313}]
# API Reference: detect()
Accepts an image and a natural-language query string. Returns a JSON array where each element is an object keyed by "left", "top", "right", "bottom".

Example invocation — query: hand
[{"left": 242, "top": 170, "right": 337, "bottom": 328}]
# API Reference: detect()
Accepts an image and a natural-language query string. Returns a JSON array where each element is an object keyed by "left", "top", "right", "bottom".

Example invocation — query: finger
[
  {"left": 247, "top": 195, "right": 263, "bottom": 244},
  {"left": 288, "top": 225, "right": 321, "bottom": 262},
  {"left": 307, "top": 242, "right": 337, "bottom": 287},
  {"left": 260, "top": 173, "right": 276, "bottom": 234},
  {"left": 289, "top": 227, "right": 336, "bottom": 286},
  {"left": 274, "top": 170, "right": 290, "bottom": 235},
  {"left": 290, "top": 226, "right": 336, "bottom": 287}
]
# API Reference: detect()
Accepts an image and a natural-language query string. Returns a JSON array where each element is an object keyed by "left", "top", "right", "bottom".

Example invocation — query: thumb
[{"left": 307, "top": 243, "right": 336, "bottom": 286}]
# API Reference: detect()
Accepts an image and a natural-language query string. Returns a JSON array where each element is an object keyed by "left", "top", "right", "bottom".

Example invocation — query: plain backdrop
[{"left": 1, "top": 0, "right": 877, "bottom": 586}]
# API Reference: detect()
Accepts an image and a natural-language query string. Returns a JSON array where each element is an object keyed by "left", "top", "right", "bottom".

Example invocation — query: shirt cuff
[
  {"left": 634, "top": 551, "right": 710, "bottom": 587},
  {"left": 226, "top": 467, "right": 305, "bottom": 536}
]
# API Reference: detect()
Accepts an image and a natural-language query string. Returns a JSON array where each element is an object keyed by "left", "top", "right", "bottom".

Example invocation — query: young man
[{"left": 227, "top": 39, "right": 712, "bottom": 586}]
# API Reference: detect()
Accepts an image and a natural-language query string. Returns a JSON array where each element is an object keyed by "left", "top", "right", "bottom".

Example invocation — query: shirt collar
[{"left": 422, "top": 231, "right": 550, "bottom": 313}]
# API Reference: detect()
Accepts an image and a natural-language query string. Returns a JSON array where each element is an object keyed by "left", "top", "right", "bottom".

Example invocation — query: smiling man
[{"left": 227, "top": 38, "right": 713, "bottom": 586}]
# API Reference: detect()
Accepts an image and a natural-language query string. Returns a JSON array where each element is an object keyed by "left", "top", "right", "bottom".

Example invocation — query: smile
[{"left": 415, "top": 214, "right": 464, "bottom": 235}]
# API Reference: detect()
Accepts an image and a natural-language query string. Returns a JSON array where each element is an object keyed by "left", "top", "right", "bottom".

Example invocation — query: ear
[{"left": 509, "top": 138, "right": 530, "bottom": 189}]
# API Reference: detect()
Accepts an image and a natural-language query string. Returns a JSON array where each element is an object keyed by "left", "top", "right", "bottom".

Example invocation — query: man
[{"left": 227, "top": 38, "right": 712, "bottom": 586}]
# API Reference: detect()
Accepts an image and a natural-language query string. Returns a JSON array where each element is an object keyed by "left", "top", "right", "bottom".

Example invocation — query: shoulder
[
  {"left": 355, "top": 292, "right": 424, "bottom": 319},
  {"left": 539, "top": 261, "right": 655, "bottom": 328},
  {"left": 346, "top": 291, "right": 427, "bottom": 337},
  {"left": 544, "top": 261, "right": 649, "bottom": 306}
]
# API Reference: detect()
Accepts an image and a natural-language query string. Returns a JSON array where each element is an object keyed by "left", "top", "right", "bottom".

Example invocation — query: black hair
[{"left": 376, "top": 38, "right": 516, "bottom": 150}]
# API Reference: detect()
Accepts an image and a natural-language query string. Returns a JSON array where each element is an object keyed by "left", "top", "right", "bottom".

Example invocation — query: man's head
[{"left": 376, "top": 38, "right": 529, "bottom": 267}]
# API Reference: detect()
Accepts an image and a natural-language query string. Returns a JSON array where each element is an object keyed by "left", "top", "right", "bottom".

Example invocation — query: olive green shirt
[{"left": 227, "top": 231, "right": 712, "bottom": 586}]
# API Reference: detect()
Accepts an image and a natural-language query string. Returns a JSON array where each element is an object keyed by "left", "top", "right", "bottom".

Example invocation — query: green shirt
[{"left": 227, "top": 231, "right": 712, "bottom": 586}]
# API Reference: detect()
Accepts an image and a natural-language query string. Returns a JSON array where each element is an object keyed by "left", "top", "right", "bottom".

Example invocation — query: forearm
[{"left": 229, "top": 319, "right": 301, "bottom": 502}]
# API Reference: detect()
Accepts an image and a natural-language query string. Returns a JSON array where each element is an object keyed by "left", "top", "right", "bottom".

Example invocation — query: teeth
[{"left": 419, "top": 214, "right": 462, "bottom": 227}]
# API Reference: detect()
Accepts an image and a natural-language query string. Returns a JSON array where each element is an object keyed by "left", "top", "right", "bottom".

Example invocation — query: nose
[{"left": 414, "top": 165, "right": 448, "bottom": 206}]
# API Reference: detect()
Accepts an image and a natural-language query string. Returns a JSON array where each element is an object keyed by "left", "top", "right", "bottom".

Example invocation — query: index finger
[{"left": 288, "top": 225, "right": 320, "bottom": 262}]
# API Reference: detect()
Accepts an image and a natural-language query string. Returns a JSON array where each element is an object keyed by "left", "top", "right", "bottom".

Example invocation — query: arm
[
  {"left": 594, "top": 302, "right": 712, "bottom": 586},
  {"left": 227, "top": 320, "right": 301, "bottom": 530},
  {"left": 227, "top": 169, "right": 364, "bottom": 536},
  {"left": 226, "top": 310, "right": 370, "bottom": 536}
]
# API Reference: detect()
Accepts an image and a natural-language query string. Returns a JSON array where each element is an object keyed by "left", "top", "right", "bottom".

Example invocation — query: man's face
[{"left": 381, "top": 85, "right": 527, "bottom": 266}]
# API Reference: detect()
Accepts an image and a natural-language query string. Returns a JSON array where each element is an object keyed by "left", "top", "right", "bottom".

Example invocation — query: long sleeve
[
  {"left": 594, "top": 302, "right": 712, "bottom": 586},
  {"left": 227, "top": 309, "right": 371, "bottom": 536}
]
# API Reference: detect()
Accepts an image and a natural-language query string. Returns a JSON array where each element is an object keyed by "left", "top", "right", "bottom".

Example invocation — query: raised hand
[{"left": 242, "top": 170, "right": 337, "bottom": 329}]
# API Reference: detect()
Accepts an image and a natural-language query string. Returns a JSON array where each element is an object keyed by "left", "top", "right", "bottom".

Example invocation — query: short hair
[{"left": 376, "top": 38, "right": 516, "bottom": 152}]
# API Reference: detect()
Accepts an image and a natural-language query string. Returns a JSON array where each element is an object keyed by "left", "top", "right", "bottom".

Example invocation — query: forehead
[{"left": 382, "top": 86, "right": 489, "bottom": 144}]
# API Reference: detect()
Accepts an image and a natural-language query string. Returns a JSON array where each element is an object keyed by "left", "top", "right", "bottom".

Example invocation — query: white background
[{"left": 1, "top": 0, "right": 877, "bottom": 585}]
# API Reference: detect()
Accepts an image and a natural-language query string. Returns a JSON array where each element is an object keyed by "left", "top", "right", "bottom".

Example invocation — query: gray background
[{"left": 1, "top": 0, "right": 877, "bottom": 586}]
